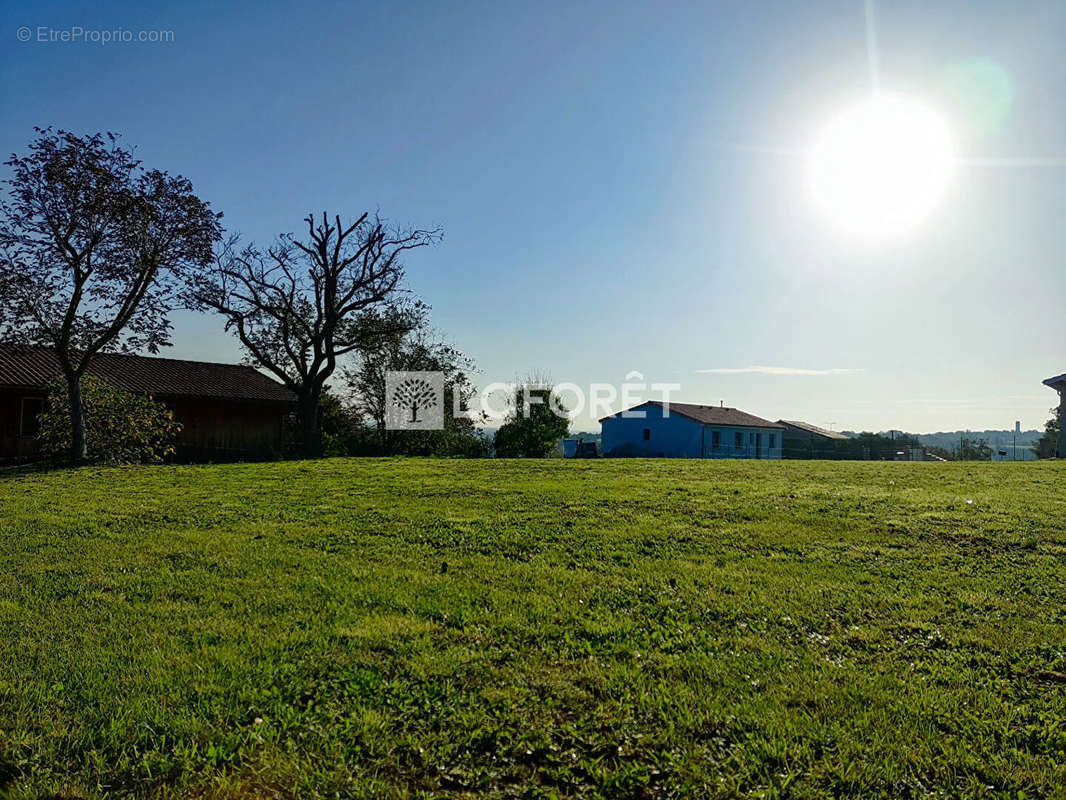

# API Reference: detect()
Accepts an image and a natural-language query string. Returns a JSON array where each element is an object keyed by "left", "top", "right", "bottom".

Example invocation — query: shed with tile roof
[
  {"left": 0, "top": 346, "right": 295, "bottom": 462},
  {"left": 775, "top": 419, "right": 857, "bottom": 459}
]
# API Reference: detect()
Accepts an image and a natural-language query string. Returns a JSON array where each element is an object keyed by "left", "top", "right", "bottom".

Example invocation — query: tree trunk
[
  {"left": 298, "top": 391, "right": 322, "bottom": 459},
  {"left": 65, "top": 371, "right": 87, "bottom": 464}
]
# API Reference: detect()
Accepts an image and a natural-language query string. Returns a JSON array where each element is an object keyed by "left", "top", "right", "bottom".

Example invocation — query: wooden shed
[{"left": 0, "top": 346, "right": 295, "bottom": 462}]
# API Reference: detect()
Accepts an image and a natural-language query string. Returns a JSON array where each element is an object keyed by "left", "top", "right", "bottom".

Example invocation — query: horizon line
[{"left": 696, "top": 366, "right": 863, "bottom": 376}]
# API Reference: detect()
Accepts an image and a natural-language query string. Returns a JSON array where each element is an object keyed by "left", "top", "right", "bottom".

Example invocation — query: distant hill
[{"left": 914, "top": 429, "right": 1041, "bottom": 451}]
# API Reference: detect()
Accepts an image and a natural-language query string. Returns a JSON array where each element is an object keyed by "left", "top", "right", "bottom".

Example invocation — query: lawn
[{"left": 0, "top": 458, "right": 1064, "bottom": 799}]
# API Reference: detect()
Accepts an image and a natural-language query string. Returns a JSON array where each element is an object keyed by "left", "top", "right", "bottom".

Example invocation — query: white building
[{"left": 600, "top": 401, "right": 784, "bottom": 459}]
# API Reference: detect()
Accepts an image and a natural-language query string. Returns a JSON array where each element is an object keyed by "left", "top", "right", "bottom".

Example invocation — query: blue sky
[{"left": 2, "top": 0, "right": 1064, "bottom": 432}]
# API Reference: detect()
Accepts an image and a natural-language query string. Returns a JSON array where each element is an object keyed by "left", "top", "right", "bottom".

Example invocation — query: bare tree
[
  {"left": 0, "top": 129, "right": 222, "bottom": 462},
  {"left": 186, "top": 212, "right": 440, "bottom": 457}
]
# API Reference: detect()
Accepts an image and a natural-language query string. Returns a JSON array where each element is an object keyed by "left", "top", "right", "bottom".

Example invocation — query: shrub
[
  {"left": 37, "top": 376, "right": 182, "bottom": 464},
  {"left": 493, "top": 384, "right": 570, "bottom": 458}
]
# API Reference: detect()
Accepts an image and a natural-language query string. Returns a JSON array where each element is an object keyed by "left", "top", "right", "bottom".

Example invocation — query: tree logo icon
[
  {"left": 392, "top": 376, "right": 438, "bottom": 423},
  {"left": 385, "top": 371, "right": 445, "bottom": 430}
]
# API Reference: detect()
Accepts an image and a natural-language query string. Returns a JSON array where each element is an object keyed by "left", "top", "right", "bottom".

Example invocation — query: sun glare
[{"left": 808, "top": 94, "right": 955, "bottom": 240}]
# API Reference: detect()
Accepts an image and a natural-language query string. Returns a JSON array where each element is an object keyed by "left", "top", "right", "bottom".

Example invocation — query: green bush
[
  {"left": 493, "top": 384, "right": 570, "bottom": 458},
  {"left": 37, "top": 376, "right": 182, "bottom": 464}
]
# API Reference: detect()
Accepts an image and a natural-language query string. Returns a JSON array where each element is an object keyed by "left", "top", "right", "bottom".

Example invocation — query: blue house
[{"left": 600, "top": 401, "right": 784, "bottom": 459}]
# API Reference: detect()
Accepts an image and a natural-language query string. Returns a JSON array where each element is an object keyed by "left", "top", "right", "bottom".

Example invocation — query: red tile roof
[
  {"left": 600, "top": 401, "right": 783, "bottom": 429},
  {"left": 0, "top": 345, "right": 294, "bottom": 404}
]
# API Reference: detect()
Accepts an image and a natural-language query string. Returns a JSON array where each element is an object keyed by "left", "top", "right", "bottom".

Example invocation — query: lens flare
[{"left": 808, "top": 94, "right": 955, "bottom": 240}]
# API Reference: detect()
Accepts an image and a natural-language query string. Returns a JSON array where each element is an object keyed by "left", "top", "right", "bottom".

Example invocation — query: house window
[
  {"left": 734, "top": 431, "right": 743, "bottom": 450},
  {"left": 642, "top": 428, "right": 651, "bottom": 441},
  {"left": 711, "top": 430, "right": 720, "bottom": 449},
  {"left": 769, "top": 433, "right": 776, "bottom": 449},
  {"left": 19, "top": 397, "right": 44, "bottom": 438}
]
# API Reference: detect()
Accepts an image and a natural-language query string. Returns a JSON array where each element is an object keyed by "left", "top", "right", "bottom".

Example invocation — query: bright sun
[{"left": 808, "top": 94, "right": 955, "bottom": 240}]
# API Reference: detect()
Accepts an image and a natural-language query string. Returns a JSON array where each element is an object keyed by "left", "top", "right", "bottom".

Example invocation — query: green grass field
[{"left": 0, "top": 459, "right": 1064, "bottom": 799}]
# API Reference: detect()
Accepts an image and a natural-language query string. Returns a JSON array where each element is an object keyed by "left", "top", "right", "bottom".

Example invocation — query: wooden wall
[
  {"left": 0, "top": 389, "right": 287, "bottom": 462},
  {"left": 0, "top": 389, "right": 44, "bottom": 461},
  {"left": 167, "top": 397, "right": 285, "bottom": 461}
]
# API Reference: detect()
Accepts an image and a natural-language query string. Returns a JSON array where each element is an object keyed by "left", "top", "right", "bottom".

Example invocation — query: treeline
[
  {"left": 308, "top": 382, "right": 570, "bottom": 460},
  {"left": 916, "top": 428, "right": 1042, "bottom": 451},
  {"left": 782, "top": 431, "right": 1033, "bottom": 461},
  {"left": 922, "top": 436, "right": 994, "bottom": 462},
  {"left": 782, "top": 431, "right": 924, "bottom": 461},
  {"left": 916, "top": 418, "right": 1060, "bottom": 460},
  {"left": 308, "top": 327, "right": 489, "bottom": 459}
]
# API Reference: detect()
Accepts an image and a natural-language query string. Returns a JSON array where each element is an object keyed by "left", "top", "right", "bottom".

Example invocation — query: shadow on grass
[
  {"left": 0, "top": 458, "right": 73, "bottom": 478},
  {"left": 0, "top": 758, "right": 21, "bottom": 790}
]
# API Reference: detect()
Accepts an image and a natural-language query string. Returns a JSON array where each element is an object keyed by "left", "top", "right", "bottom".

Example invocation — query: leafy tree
[
  {"left": 345, "top": 323, "right": 485, "bottom": 456},
  {"left": 1036, "top": 405, "right": 1061, "bottom": 459},
  {"left": 36, "top": 376, "right": 181, "bottom": 464},
  {"left": 957, "top": 435, "right": 992, "bottom": 461},
  {"left": 493, "top": 383, "right": 570, "bottom": 458},
  {"left": 186, "top": 213, "right": 439, "bottom": 457},
  {"left": 304, "top": 389, "right": 373, "bottom": 458},
  {"left": 0, "top": 129, "right": 222, "bottom": 463}
]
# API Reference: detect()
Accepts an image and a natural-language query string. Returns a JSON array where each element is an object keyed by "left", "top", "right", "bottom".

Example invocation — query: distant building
[
  {"left": 991, "top": 445, "right": 1037, "bottom": 462},
  {"left": 1043, "top": 372, "right": 1065, "bottom": 457},
  {"left": 562, "top": 438, "right": 599, "bottom": 458},
  {"left": 0, "top": 345, "right": 294, "bottom": 463},
  {"left": 600, "top": 401, "right": 783, "bottom": 459},
  {"left": 893, "top": 446, "right": 926, "bottom": 462},
  {"left": 776, "top": 420, "right": 850, "bottom": 459}
]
